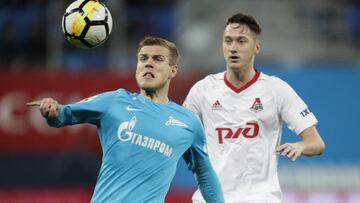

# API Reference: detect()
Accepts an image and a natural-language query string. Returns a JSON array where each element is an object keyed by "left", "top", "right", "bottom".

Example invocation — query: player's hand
[
  {"left": 26, "top": 98, "right": 60, "bottom": 118},
  {"left": 276, "top": 142, "right": 305, "bottom": 161}
]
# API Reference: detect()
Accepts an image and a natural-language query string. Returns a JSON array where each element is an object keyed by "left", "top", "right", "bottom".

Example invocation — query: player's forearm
[
  {"left": 301, "top": 138, "right": 325, "bottom": 156},
  {"left": 46, "top": 105, "right": 67, "bottom": 127},
  {"left": 299, "top": 127, "right": 325, "bottom": 156},
  {"left": 195, "top": 160, "right": 224, "bottom": 203}
]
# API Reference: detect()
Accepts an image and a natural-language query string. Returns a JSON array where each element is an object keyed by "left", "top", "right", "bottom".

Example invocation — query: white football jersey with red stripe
[{"left": 184, "top": 70, "right": 318, "bottom": 203}]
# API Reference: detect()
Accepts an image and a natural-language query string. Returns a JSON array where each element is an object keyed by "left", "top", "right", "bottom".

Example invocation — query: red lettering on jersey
[
  {"left": 216, "top": 128, "right": 232, "bottom": 144},
  {"left": 232, "top": 128, "right": 243, "bottom": 139},
  {"left": 242, "top": 122, "right": 259, "bottom": 138},
  {"left": 216, "top": 122, "right": 259, "bottom": 144}
]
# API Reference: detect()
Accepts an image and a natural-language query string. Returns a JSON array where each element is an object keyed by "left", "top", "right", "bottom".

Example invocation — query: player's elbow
[{"left": 315, "top": 139, "right": 325, "bottom": 155}]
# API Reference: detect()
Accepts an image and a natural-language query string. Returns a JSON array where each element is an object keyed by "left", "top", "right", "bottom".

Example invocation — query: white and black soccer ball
[{"left": 62, "top": 0, "right": 113, "bottom": 49}]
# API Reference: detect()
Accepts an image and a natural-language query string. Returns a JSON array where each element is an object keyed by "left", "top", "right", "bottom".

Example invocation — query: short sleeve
[
  {"left": 184, "top": 81, "right": 203, "bottom": 119},
  {"left": 272, "top": 78, "right": 318, "bottom": 135}
]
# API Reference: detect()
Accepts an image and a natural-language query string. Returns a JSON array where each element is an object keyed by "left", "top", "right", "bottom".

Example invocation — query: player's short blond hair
[{"left": 137, "top": 36, "right": 179, "bottom": 66}]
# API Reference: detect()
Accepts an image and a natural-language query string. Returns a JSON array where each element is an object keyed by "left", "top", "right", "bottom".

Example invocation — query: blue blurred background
[{"left": 0, "top": 0, "right": 359, "bottom": 202}]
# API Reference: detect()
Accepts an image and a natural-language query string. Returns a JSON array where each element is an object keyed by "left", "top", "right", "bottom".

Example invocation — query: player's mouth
[
  {"left": 229, "top": 56, "right": 240, "bottom": 62},
  {"left": 143, "top": 72, "right": 155, "bottom": 79}
]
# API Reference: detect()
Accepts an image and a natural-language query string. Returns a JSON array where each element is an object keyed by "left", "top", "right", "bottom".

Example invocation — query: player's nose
[
  {"left": 145, "top": 63, "right": 154, "bottom": 68},
  {"left": 229, "top": 42, "right": 239, "bottom": 52},
  {"left": 145, "top": 60, "right": 154, "bottom": 68}
]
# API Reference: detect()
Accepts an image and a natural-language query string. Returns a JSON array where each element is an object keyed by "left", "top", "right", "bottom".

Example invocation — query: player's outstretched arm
[
  {"left": 27, "top": 91, "right": 115, "bottom": 127},
  {"left": 26, "top": 97, "right": 67, "bottom": 128},
  {"left": 276, "top": 126, "right": 325, "bottom": 161},
  {"left": 27, "top": 98, "right": 60, "bottom": 118}
]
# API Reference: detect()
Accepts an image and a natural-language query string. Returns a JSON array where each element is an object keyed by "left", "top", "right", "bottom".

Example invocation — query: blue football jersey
[{"left": 47, "top": 89, "right": 209, "bottom": 203}]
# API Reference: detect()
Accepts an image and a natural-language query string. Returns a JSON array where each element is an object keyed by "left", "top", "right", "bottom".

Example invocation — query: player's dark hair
[
  {"left": 138, "top": 36, "right": 179, "bottom": 66},
  {"left": 226, "top": 13, "right": 261, "bottom": 35}
]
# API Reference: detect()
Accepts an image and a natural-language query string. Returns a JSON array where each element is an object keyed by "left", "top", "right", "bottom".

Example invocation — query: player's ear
[
  {"left": 255, "top": 41, "right": 261, "bottom": 55},
  {"left": 169, "top": 65, "right": 177, "bottom": 79}
]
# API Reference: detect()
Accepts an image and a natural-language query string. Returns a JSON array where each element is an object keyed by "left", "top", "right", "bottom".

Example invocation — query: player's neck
[
  {"left": 226, "top": 67, "right": 256, "bottom": 89},
  {"left": 140, "top": 88, "right": 170, "bottom": 104}
]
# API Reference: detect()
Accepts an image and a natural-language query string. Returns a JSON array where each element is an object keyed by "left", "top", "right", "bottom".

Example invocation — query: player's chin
[
  {"left": 227, "top": 64, "right": 242, "bottom": 70},
  {"left": 136, "top": 77, "right": 150, "bottom": 87},
  {"left": 138, "top": 79, "right": 152, "bottom": 86},
  {"left": 140, "top": 81, "right": 167, "bottom": 93},
  {"left": 138, "top": 82, "right": 157, "bottom": 92}
]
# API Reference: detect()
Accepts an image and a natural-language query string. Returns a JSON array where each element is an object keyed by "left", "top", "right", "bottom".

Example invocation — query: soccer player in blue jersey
[{"left": 27, "top": 37, "right": 224, "bottom": 203}]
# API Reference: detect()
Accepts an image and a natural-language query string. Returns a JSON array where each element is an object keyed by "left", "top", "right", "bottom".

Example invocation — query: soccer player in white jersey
[
  {"left": 27, "top": 37, "right": 224, "bottom": 203},
  {"left": 184, "top": 13, "right": 325, "bottom": 203}
]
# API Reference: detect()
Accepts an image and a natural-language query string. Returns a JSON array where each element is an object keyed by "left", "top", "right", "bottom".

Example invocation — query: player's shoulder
[
  {"left": 82, "top": 88, "right": 134, "bottom": 102},
  {"left": 169, "top": 102, "right": 199, "bottom": 118},
  {"left": 97, "top": 88, "right": 132, "bottom": 98},
  {"left": 168, "top": 102, "right": 202, "bottom": 126},
  {"left": 190, "top": 71, "right": 225, "bottom": 90},
  {"left": 258, "top": 72, "right": 291, "bottom": 90},
  {"left": 114, "top": 88, "right": 137, "bottom": 98},
  {"left": 107, "top": 88, "right": 149, "bottom": 101}
]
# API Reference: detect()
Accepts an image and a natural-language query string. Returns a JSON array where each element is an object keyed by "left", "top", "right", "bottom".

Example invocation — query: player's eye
[
  {"left": 139, "top": 56, "right": 147, "bottom": 62},
  {"left": 238, "top": 38, "right": 248, "bottom": 43},
  {"left": 154, "top": 56, "right": 165, "bottom": 62},
  {"left": 224, "top": 38, "right": 232, "bottom": 44}
]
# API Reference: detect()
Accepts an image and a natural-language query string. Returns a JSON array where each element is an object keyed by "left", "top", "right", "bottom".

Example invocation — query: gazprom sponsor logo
[{"left": 117, "top": 116, "right": 173, "bottom": 157}]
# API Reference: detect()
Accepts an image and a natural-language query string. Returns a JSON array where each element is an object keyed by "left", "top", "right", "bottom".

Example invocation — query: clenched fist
[{"left": 27, "top": 98, "right": 60, "bottom": 118}]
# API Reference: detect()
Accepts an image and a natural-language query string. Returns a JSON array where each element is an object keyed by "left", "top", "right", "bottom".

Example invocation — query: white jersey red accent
[{"left": 184, "top": 70, "right": 318, "bottom": 203}]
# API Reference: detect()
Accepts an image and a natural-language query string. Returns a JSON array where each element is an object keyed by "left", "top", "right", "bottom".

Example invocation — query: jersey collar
[{"left": 224, "top": 69, "right": 260, "bottom": 94}]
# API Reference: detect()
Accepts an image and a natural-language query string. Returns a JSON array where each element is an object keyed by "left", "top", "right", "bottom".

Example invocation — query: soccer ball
[{"left": 62, "top": 0, "right": 113, "bottom": 49}]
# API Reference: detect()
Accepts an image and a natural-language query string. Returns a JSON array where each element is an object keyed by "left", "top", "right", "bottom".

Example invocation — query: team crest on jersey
[
  {"left": 165, "top": 116, "right": 188, "bottom": 128},
  {"left": 250, "top": 98, "right": 263, "bottom": 113}
]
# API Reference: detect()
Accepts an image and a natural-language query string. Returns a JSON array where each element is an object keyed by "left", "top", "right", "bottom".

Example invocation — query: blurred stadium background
[{"left": 0, "top": 0, "right": 360, "bottom": 202}]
